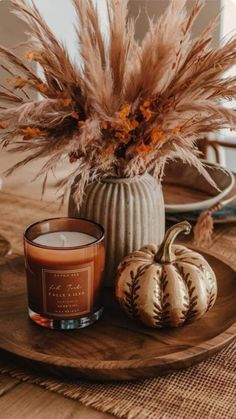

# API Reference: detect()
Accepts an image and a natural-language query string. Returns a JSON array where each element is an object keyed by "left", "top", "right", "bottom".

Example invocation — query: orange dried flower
[
  {"left": 151, "top": 128, "right": 166, "bottom": 144},
  {"left": 37, "top": 83, "right": 48, "bottom": 94},
  {"left": 101, "top": 121, "right": 109, "bottom": 130},
  {"left": 143, "top": 100, "right": 151, "bottom": 108},
  {"left": 171, "top": 127, "right": 181, "bottom": 134},
  {"left": 140, "top": 99, "right": 153, "bottom": 121},
  {"left": 105, "top": 143, "right": 116, "bottom": 155},
  {"left": 63, "top": 98, "right": 73, "bottom": 107},
  {"left": 114, "top": 131, "right": 130, "bottom": 144},
  {"left": 118, "top": 104, "right": 131, "bottom": 120},
  {"left": 14, "top": 77, "right": 28, "bottom": 88},
  {"left": 25, "top": 51, "right": 41, "bottom": 61},
  {"left": 112, "top": 118, "right": 138, "bottom": 135},
  {"left": 70, "top": 111, "right": 79, "bottom": 120},
  {"left": 130, "top": 119, "right": 139, "bottom": 130},
  {"left": 140, "top": 106, "right": 153, "bottom": 121},
  {"left": 0, "top": 123, "right": 8, "bottom": 129},
  {"left": 123, "top": 119, "right": 138, "bottom": 132},
  {"left": 137, "top": 142, "right": 152, "bottom": 155},
  {"left": 107, "top": 104, "right": 138, "bottom": 142},
  {"left": 111, "top": 121, "right": 119, "bottom": 130},
  {"left": 21, "top": 127, "right": 41, "bottom": 139}
]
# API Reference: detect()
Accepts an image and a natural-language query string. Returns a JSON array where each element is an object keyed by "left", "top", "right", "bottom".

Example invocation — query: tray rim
[
  {"left": 0, "top": 317, "right": 235, "bottom": 371},
  {"left": 0, "top": 251, "right": 235, "bottom": 377},
  {"left": 164, "top": 161, "right": 235, "bottom": 213},
  {"left": 166, "top": 214, "right": 236, "bottom": 225}
]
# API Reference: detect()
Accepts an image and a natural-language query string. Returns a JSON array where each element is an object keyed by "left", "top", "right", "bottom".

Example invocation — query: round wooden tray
[
  {"left": 0, "top": 253, "right": 235, "bottom": 381},
  {"left": 163, "top": 173, "right": 236, "bottom": 224},
  {"left": 163, "top": 160, "right": 235, "bottom": 213}
]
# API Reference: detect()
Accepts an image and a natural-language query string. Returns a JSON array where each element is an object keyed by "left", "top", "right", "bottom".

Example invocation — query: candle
[
  {"left": 33, "top": 231, "right": 96, "bottom": 247},
  {"left": 24, "top": 218, "right": 105, "bottom": 330}
]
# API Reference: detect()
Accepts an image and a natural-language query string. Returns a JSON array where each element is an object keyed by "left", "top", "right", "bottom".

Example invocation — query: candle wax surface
[{"left": 33, "top": 231, "right": 96, "bottom": 248}]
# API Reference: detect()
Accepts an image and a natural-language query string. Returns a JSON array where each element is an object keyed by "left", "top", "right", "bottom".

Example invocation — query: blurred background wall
[
  {"left": 0, "top": 0, "right": 224, "bottom": 73},
  {"left": 129, "top": 0, "right": 221, "bottom": 45}
]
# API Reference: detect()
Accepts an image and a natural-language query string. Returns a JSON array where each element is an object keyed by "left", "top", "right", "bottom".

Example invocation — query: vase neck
[{"left": 101, "top": 172, "right": 149, "bottom": 184}]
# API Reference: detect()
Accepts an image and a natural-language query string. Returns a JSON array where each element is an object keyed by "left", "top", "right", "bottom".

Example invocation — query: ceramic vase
[{"left": 68, "top": 173, "right": 165, "bottom": 286}]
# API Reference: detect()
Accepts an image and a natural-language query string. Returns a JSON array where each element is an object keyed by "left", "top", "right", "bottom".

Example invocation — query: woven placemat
[{"left": 0, "top": 339, "right": 235, "bottom": 419}]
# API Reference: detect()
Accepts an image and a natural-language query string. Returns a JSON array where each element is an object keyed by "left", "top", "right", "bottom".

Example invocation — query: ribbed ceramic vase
[{"left": 68, "top": 173, "right": 165, "bottom": 286}]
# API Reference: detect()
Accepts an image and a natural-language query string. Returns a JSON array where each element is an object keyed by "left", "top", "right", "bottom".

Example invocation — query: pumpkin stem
[{"left": 154, "top": 221, "right": 191, "bottom": 264}]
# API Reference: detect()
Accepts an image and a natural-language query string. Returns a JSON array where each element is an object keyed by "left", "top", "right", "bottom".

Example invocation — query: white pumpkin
[{"left": 115, "top": 221, "right": 217, "bottom": 327}]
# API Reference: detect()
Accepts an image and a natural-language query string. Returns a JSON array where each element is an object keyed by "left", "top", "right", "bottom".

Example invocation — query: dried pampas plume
[{"left": 1, "top": 0, "right": 236, "bottom": 204}]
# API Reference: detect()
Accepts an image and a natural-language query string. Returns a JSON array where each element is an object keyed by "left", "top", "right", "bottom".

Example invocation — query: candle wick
[{"left": 60, "top": 234, "right": 67, "bottom": 247}]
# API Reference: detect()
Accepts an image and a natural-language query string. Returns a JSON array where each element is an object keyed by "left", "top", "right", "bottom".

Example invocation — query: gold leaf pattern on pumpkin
[{"left": 123, "top": 265, "right": 147, "bottom": 319}]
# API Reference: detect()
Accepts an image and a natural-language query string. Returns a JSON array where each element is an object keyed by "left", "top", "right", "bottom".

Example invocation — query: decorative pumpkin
[{"left": 115, "top": 221, "right": 217, "bottom": 328}]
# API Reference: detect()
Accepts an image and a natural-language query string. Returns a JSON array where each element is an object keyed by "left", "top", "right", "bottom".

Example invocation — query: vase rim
[{"left": 101, "top": 172, "right": 149, "bottom": 184}]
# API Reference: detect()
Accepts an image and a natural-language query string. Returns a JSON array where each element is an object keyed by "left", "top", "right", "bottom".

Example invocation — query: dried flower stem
[{"left": 0, "top": 0, "right": 236, "bottom": 204}]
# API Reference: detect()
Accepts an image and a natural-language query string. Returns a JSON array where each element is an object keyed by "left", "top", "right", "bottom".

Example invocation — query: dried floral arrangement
[{"left": 1, "top": 0, "right": 236, "bottom": 204}]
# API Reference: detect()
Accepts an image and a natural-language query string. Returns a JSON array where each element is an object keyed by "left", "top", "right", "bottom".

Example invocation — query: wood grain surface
[
  {"left": 0, "top": 251, "right": 235, "bottom": 381},
  {"left": 163, "top": 182, "right": 210, "bottom": 205},
  {"left": 0, "top": 379, "right": 113, "bottom": 419},
  {"left": 0, "top": 235, "right": 11, "bottom": 257}
]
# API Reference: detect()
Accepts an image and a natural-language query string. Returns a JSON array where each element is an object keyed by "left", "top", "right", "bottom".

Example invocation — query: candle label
[{"left": 41, "top": 262, "right": 94, "bottom": 317}]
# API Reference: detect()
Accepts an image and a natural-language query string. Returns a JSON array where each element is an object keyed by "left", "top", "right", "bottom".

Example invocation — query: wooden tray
[
  {"left": 163, "top": 160, "right": 234, "bottom": 213},
  {"left": 164, "top": 173, "right": 236, "bottom": 224},
  {"left": 0, "top": 253, "right": 235, "bottom": 381}
]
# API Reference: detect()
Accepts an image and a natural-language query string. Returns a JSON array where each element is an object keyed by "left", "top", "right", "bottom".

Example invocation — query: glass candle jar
[{"left": 24, "top": 217, "right": 105, "bottom": 330}]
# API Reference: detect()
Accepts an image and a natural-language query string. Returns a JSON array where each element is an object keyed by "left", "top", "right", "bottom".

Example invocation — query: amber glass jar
[{"left": 24, "top": 218, "right": 105, "bottom": 330}]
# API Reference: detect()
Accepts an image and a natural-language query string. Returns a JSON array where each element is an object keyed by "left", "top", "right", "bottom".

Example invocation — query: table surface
[
  {"left": 0, "top": 152, "right": 113, "bottom": 418},
  {"left": 0, "top": 152, "right": 235, "bottom": 419}
]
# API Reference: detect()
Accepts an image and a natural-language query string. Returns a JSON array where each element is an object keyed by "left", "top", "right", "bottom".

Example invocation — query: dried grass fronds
[{"left": 1, "top": 0, "right": 236, "bottom": 204}]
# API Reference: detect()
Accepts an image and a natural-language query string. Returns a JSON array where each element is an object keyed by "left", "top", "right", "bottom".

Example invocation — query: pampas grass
[{"left": 1, "top": 0, "right": 236, "bottom": 204}]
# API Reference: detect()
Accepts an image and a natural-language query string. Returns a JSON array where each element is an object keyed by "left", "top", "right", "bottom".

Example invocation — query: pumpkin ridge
[
  {"left": 173, "top": 246, "right": 209, "bottom": 265},
  {"left": 206, "top": 289, "right": 216, "bottom": 310},
  {"left": 175, "top": 264, "right": 199, "bottom": 322},
  {"left": 141, "top": 246, "right": 157, "bottom": 256},
  {"left": 124, "top": 265, "right": 148, "bottom": 320},
  {"left": 174, "top": 261, "right": 216, "bottom": 299},
  {"left": 173, "top": 257, "right": 206, "bottom": 270},
  {"left": 116, "top": 260, "right": 129, "bottom": 278},
  {"left": 204, "top": 267, "right": 217, "bottom": 311},
  {"left": 153, "top": 270, "right": 171, "bottom": 326},
  {"left": 152, "top": 273, "right": 163, "bottom": 325},
  {"left": 174, "top": 248, "right": 186, "bottom": 257},
  {"left": 181, "top": 261, "right": 216, "bottom": 312}
]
